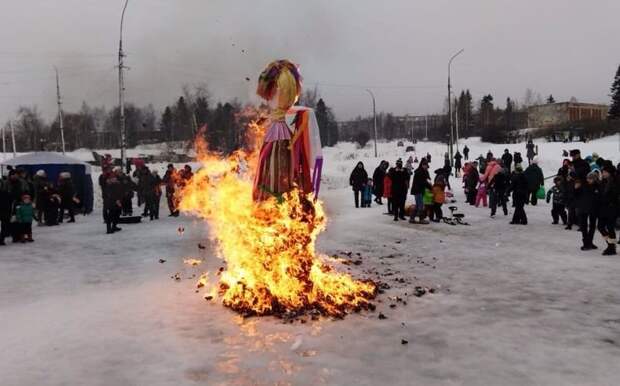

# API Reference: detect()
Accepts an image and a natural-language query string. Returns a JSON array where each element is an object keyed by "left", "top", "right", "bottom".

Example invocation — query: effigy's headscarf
[{"left": 257, "top": 60, "right": 302, "bottom": 120}]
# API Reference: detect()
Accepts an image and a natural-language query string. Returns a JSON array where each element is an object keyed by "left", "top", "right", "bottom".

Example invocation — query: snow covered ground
[{"left": 1, "top": 136, "right": 619, "bottom": 385}]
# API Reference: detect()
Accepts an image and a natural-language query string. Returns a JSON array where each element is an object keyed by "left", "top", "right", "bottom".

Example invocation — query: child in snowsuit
[
  {"left": 430, "top": 178, "right": 446, "bottom": 222},
  {"left": 475, "top": 181, "right": 488, "bottom": 207},
  {"left": 361, "top": 179, "right": 373, "bottom": 208},
  {"left": 15, "top": 193, "right": 35, "bottom": 242},
  {"left": 423, "top": 188, "right": 435, "bottom": 221},
  {"left": 546, "top": 176, "right": 567, "bottom": 225}
]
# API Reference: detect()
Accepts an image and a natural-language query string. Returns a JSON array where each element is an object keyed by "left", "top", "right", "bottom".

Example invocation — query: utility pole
[
  {"left": 118, "top": 0, "right": 129, "bottom": 171},
  {"left": 448, "top": 49, "right": 464, "bottom": 167},
  {"left": 55, "top": 67, "right": 66, "bottom": 154},
  {"left": 9, "top": 122, "right": 16, "bottom": 157},
  {"left": 365, "top": 89, "right": 378, "bottom": 157},
  {"left": 455, "top": 99, "right": 460, "bottom": 152}
]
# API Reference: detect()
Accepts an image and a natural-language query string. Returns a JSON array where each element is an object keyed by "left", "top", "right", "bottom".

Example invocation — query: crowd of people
[
  {"left": 98, "top": 162, "right": 193, "bottom": 234},
  {"left": 351, "top": 144, "right": 620, "bottom": 256},
  {"left": 0, "top": 160, "right": 196, "bottom": 243},
  {"left": 0, "top": 167, "right": 80, "bottom": 245}
]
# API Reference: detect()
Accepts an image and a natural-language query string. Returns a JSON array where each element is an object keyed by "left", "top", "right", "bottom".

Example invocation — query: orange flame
[{"left": 179, "top": 117, "right": 376, "bottom": 318}]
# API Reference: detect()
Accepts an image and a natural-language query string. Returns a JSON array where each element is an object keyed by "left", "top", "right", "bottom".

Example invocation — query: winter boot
[{"left": 602, "top": 242, "right": 617, "bottom": 256}]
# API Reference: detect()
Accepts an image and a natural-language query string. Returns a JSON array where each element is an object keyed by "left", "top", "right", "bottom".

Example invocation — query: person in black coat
[
  {"left": 563, "top": 172, "right": 577, "bottom": 230},
  {"left": 569, "top": 149, "right": 590, "bottom": 181},
  {"left": 597, "top": 164, "right": 618, "bottom": 255},
  {"left": 465, "top": 163, "right": 479, "bottom": 205},
  {"left": 409, "top": 159, "right": 432, "bottom": 223},
  {"left": 513, "top": 151, "right": 523, "bottom": 167},
  {"left": 557, "top": 159, "right": 571, "bottom": 180},
  {"left": 508, "top": 165, "right": 529, "bottom": 225},
  {"left": 349, "top": 162, "right": 368, "bottom": 208},
  {"left": 57, "top": 173, "right": 76, "bottom": 223},
  {"left": 372, "top": 161, "right": 388, "bottom": 205},
  {"left": 575, "top": 172, "right": 600, "bottom": 250},
  {"left": 501, "top": 149, "right": 513, "bottom": 173},
  {"left": 454, "top": 151, "right": 463, "bottom": 177},
  {"left": 489, "top": 169, "right": 509, "bottom": 217},
  {"left": 524, "top": 159, "right": 544, "bottom": 205},
  {"left": 389, "top": 159, "right": 409, "bottom": 221},
  {"left": 103, "top": 174, "right": 124, "bottom": 234},
  {"left": 463, "top": 145, "right": 470, "bottom": 161},
  {"left": 0, "top": 185, "right": 12, "bottom": 245}
]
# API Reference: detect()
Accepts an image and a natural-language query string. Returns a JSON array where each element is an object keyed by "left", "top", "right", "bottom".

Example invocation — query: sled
[{"left": 118, "top": 215, "right": 142, "bottom": 224}]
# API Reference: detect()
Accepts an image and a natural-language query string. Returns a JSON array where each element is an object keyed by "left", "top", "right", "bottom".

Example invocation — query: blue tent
[{"left": 2, "top": 152, "right": 94, "bottom": 213}]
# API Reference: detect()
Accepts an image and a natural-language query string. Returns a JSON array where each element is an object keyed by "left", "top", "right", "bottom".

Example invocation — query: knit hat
[
  {"left": 532, "top": 157, "right": 539, "bottom": 165},
  {"left": 35, "top": 169, "right": 46, "bottom": 177}
]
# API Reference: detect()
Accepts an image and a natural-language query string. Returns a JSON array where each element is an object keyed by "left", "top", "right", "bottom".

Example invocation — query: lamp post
[
  {"left": 365, "top": 89, "right": 378, "bottom": 157},
  {"left": 118, "top": 0, "right": 129, "bottom": 172},
  {"left": 448, "top": 48, "right": 464, "bottom": 166}
]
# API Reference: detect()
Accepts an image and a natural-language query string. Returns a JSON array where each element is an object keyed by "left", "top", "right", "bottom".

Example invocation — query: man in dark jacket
[
  {"left": 489, "top": 169, "right": 509, "bottom": 217},
  {"left": 349, "top": 162, "right": 368, "bottom": 208},
  {"left": 501, "top": 149, "right": 513, "bottom": 173},
  {"left": 463, "top": 145, "right": 470, "bottom": 161},
  {"left": 508, "top": 165, "right": 529, "bottom": 225},
  {"left": 57, "top": 173, "right": 76, "bottom": 223},
  {"left": 570, "top": 149, "right": 590, "bottom": 181},
  {"left": 454, "top": 151, "right": 463, "bottom": 177},
  {"left": 103, "top": 174, "right": 124, "bottom": 234},
  {"left": 372, "top": 161, "right": 388, "bottom": 205},
  {"left": 575, "top": 172, "right": 600, "bottom": 250},
  {"left": 409, "top": 159, "right": 432, "bottom": 224},
  {"left": 465, "top": 163, "right": 479, "bottom": 205},
  {"left": 389, "top": 159, "right": 409, "bottom": 221},
  {"left": 513, "top": 152, "right": 523, "bottom": 167},
  {"left": 597, "top": 164, "right": 618, "bottom": 255},
  {"left": 524, "top": 159, "right": 544, "bottom": 205},
  {"left": 0, "top": 184, "right": 12, "bottom": 245}
]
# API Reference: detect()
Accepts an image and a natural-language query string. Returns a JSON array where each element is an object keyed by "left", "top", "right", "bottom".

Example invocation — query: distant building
[{"left": 527, "top": 102, "right": 608, "bottom": 128}]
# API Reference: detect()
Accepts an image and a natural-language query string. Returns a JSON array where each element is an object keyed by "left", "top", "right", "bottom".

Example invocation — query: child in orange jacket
[{"left": 430, "top": 177, "right": 446, "bottom": 222}]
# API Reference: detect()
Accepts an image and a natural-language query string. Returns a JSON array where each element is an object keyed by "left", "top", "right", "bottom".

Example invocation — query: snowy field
[{"left": 1, "top": 136, "right": 620, "bottom": 386}]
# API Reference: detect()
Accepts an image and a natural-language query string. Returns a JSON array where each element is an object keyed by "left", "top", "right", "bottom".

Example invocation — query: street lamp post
[
  {"left": 365, "top": 89, "right": 378, "bottom": 157},
  {"left": 448, "top": 48, "right": 464, "bottom": 167},
  {"left": 119, "top": 0, "right": 129, "bottom": 172}
]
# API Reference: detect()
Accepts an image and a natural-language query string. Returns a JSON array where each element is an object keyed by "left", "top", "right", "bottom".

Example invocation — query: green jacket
[{"left": 15, "top": 202, "right": 34, "bottom": 223}]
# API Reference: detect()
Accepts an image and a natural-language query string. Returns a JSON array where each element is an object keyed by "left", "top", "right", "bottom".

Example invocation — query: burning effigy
[{"left": 178, "top": 60, "right": 376, "bottom": 318}]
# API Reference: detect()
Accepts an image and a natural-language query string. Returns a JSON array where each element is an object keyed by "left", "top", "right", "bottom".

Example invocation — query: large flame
[{"left": 179, "top": 118, "right": 376, "bottom": 318}]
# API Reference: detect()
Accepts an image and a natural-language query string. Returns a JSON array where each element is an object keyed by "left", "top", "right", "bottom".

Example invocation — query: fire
[{"left": 178, "top": 120, "right": 376, "bottom": 318}]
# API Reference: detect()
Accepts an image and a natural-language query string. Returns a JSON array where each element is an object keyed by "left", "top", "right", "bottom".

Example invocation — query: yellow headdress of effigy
[{"left": 257, "top": 60, "right": 302, "bottom": 119}]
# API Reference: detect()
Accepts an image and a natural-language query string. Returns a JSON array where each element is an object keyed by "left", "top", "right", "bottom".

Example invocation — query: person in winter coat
[
  {"left": 409, "top": 159, "right": 432, "bottom": 224},
  {"left": 362, "top": 179, "right": 373, "bottom": 208},
  {"left": 570, "top": 149, "right": 591, "bottom": 181},
  {"left": 564, "top": 172, "right": 577, "bottom": 230},
  {"left": 464, "top": 162, "right": 479, "bottom": 205},
  {"left": 57, "top": 173, "right": 76, "bottom": 223},
  {"left": 486, "top": 151, "right": 494, "bottom": 163},
  {"left": 489, "top": 168, "right": 509, "bottom": 217},
  {"left": 103, "top": 174, "right": 124, "bottom": 234},
  {"left": 32, "top": 170, "right": 49, "bottom": 225},
  {"left": 501, "top": 149, "right": 513, "bottom": 173},
  {"left": 430, "top": 176, "right": 446, "bottom": 222},
  {"left": 557, "top": 159, "right": 571, "bottom": 180},
  {"left": 145, "top": 170, "right": 163, "bottom": 221},
  {"left": 526, "top": 140, "right": 536, "bottom": 164},
  {"left": 383, "top": 169, "right": 394, "bottom": 215},
  {"left": 405, "top": 157, "right": 414, "bottom": 175},
  {"left": 390, "top": 160, "right": 409, "bottom": 221},
  {"left": 508, "top": 165, "right": 529, "bottom": 225},
  {"left": 477, "top": 155, "right": 487, "bottom": 174},
  {"left": 513, "top": 152, "right": 523, "bottom": 168},
  {"left": 524, "top": 158, "right": 544, "bottom": 205},
  {"left": 575, "top": 172, "right": 600, "bottom": 250},
  {"left": 372, "top": 161, "right": 388, "bottom": 205},
  {"left": 119, "top": 173, "right": 135, "bottom": 217},
  {"left": 42, "top": 185, "right": 61, "bottom": 226},
  {"left": 475, "top": 181, "right": 488, "bottom": 207},
  {"left": 546, "top": 176, "right": 567, "bottom": 225},
  {"left": 163, "top": 164, "right": 179, "bottom": 217},
  {"left": 0, "top": 185, "right": 12, "bottom": 245},
  {"left": 133, "top": 164, "right": 152, "bottom": 216},
  {"left": 349, "top": 161, "right": 368, "bottom": 208},
  {"left": 454, "top": 151, "right": 463, "bottom": 177},
  {"left": 14, "top": 193, "right": 35, "bottom": 242},
  {"left": 463, "top": 145, "right": 470, "bottom": 161},
  {"left": 597, "top": 164, "right": 618, "bottom": 255}
]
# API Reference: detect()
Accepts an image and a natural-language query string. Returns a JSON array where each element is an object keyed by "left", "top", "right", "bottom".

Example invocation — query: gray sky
[{"left": 1, "top": 0, "right": 619, "bottom": 125}]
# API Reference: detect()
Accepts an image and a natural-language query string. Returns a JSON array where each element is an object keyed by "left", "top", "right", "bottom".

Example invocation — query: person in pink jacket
[{"left": 476, "top": 181, "right": 488, "bottom": 207}]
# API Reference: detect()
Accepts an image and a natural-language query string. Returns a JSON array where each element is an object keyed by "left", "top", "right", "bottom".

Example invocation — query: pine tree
[
  {"left": 160, "top": 106, "right": 174, "bottom": 141},
  {"left": 547, "top": 94, "right": 556, "bottom": 104},
  {"left": 609, "top": 64, "right": 620, "bottom": 120}
]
